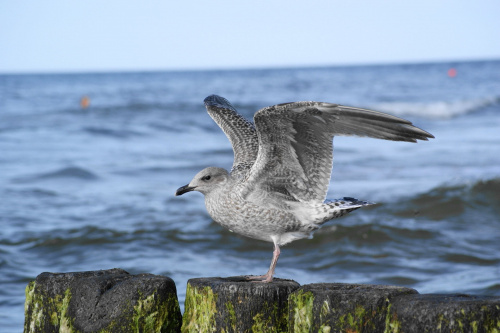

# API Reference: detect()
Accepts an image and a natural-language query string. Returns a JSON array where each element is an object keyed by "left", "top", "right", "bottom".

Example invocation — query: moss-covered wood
[
  {"left": 387, "top": 293, "right": 500, "bottom": 333},
  {"left": 24, "top": 270, "right": 500, "bottom": 333},
  {"left": 24, "top": 268, "right": 182, "bottom": 333},
  {"left": 181, "top": 276, "right": 300, "bottom": 333},
  {"left": 288, "top": 283, "right": 418, "bottom": 333}
]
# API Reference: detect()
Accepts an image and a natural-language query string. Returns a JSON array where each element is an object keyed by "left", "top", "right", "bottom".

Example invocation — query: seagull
[{"left": 176, "top": 95, "right": 433, "bottom": 283}]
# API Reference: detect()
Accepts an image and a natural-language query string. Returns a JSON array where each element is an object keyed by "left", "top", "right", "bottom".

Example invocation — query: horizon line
[{"left": 1, "top": 56, "right": 499, "bottom": 76}]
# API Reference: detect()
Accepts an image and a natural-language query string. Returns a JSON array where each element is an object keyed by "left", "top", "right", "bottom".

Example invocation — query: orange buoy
[
  {"left": 80, "top": 96, "right": 90, "bottom": 109},
  {"left": 447, "top": 68, "right": 457, "bottom": 78}
]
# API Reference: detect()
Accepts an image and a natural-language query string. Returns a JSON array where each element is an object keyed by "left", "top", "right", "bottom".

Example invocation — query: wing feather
[
  {"left": 242, "top": 101, "right": 433, "bottom": 205},
  {"left": 204, "top": 95, "right": 259, "bottom": 178}
]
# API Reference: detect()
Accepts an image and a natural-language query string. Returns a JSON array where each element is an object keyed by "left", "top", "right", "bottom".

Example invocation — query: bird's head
[{"left": 175, "top": 167, "right": 229, "bottom": 196}]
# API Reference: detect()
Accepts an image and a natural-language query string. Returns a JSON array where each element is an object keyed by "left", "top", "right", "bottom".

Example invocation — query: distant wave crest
[{"left": 374, "top": 96, "right": 500, "bottom": 119}]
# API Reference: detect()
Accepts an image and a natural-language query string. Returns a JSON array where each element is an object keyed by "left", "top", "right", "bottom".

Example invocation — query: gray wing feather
[
  {"left": 204, "top": 95, "right": 259, "bottom": 178},
  {"left": 242, "top": 101, "right": 434, "bottom": 205},
  {"left": 323, "top": 104, "right": 434, "bottom": 142}
]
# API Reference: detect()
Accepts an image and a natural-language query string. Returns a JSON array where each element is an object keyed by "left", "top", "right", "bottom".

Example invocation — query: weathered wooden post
[
  {"left": 24, "top": 268, "right": 182, "bottom": 333},
  {"left": 288, "top": 283, "right": 417, "bottom": 332},
  {"left": 181, "top": 276, "right": 300, "bottom": 332},
  {"left": 24, "top": 269, "right": 500, "bottom": 332},
  {"left": 387, "top": 293, "right": 500, "bottom": 332}
]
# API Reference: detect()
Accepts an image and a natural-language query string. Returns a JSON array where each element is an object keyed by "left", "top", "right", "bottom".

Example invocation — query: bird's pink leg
[{"left": 246, "top": 242, "right": 280, "bottom": 283}]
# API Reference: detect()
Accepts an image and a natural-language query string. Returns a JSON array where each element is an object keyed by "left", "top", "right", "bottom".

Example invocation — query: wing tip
[
  {"left": 405, "top": 126, "right": 435, "bottom": 142},
  {"left": 204, "top": 94, "right": 236, "bottom": 111}
]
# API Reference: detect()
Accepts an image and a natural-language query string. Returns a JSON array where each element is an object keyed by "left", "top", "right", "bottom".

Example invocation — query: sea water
[{"left": 1, "top": 60, "right": 500, "bottom": 330}]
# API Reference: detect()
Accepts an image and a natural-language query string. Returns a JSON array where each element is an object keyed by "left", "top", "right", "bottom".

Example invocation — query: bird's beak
[{"left": 175, "top": 184, "right": 196, "bottom": 196}]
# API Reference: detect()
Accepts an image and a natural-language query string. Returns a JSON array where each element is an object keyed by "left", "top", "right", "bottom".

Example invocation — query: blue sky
[{"left": 1, "top": 0, "right": 499, "bottom": 73}]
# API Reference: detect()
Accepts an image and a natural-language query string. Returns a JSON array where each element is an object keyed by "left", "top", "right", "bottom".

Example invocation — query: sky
[{"left": 1, "top": 0, "right": 499, "bottom": 73}]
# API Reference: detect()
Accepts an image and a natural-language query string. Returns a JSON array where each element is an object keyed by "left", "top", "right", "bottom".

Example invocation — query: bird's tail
[
  {"left": 325, "top": 197, "right": 374, "bottom": 209},
  {"left": 317, "top": 197, "right": 374, "bottom": 224}
]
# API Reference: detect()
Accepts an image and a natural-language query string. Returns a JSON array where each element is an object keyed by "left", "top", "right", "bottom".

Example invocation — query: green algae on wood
[
  {"left": 289, "top": 283, "right": 418, "bottom": 333},
  {"left": 251, "top": 298, "right": 290, "bottom": 333},
  {"left": 24, "top": 281, "right": 74, "bottom": 332},
  {"left": 182, "top": 276, "right": 299, "bottom": 333},
  {"left": 131, "top": 289, "right": 182, "bottom": 333},
  {"left": 289, "top": 289, "right": 314, "bottom": 332},
  {"left": 182, "top": 284, "right": 218, "bottom": 333},
  {"left": 224, "top": 301, "right": 237, "bottom": 331}
]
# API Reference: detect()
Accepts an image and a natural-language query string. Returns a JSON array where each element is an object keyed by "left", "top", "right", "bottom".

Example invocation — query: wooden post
[
  {"left": 24, "top": 270, "right": 500, "bottom": 332},
  {"left": 24, "top": 269, "right": 182, "bottom": 333},
  {"left": 289, "top": 283, "right": 417, "bottom": 333},
  {"left": 387, "top": 293, "right": 500, "bottom": 332},
  {"left": 181, "top": 276, "right": 300, "bottom": 333}
]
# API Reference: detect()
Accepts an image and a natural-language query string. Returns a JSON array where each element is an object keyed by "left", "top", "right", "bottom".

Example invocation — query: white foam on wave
[{"left": 373, "top": 96, "right": 499, "bottom": 119}]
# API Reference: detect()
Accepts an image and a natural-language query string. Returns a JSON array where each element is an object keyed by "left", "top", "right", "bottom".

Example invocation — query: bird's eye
[{"left": 201, "top": 175, "right": 211, "bottom": 181}]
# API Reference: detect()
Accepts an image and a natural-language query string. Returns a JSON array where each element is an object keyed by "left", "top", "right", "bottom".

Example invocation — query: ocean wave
[
  {"left": 83, "top": 126, "right": 146, "bottom": 138},
  {"left": 374, "top": 96, "right": 500, "bottom": 119},
  {"left": 13, "top": 166, "right": 99, "bottom": 183},
  {"left": 27, "top": 226, "right": 128, "bottom": 249},
  {"left": 441, "top": 253, "right": 499, "bottom": 265},
  {"left": 69, "top": 100, "right": 200, "bottom": 115},
  {"left": 393, "top": 178, "right": 500, "bottom": 220}
]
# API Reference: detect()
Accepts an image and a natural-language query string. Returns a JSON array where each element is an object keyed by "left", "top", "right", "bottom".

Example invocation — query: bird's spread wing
[
  {"left": 241, "top": 101, "right": 434, "bottom": 205},
  {"left": 204, "top": 95, "right": 259, "bottom": 178}
]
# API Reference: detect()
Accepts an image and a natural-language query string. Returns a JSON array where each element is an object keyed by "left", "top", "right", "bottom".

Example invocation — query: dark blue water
[{"left": 1, "top": 60, "right": 500, "bottom": 331}]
